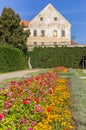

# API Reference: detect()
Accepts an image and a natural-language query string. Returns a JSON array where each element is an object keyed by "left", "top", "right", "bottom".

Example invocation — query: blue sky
[{"left": 0, "top": 0, "right": 86, "bottom": 43}]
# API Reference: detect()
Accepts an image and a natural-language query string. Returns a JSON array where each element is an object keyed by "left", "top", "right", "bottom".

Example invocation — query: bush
[
  {"left": 28, "top": 46, "right": 86, "bottom": 68},
  {"left": 0, "top": 45, "right": 28, "bottom": 72}
]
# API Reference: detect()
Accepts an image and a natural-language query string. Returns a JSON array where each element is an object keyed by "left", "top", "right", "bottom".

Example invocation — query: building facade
[{"left": 27, "top": 3, "right": 71, "bottom": 50}]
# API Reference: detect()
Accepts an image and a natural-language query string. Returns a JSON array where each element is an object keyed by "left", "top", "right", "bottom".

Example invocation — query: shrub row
[
  {"left": 28, "top": 46, "right": 86, "bottom": 68},
  {"left": 0, "top": 45, "right": 28, "bottom": 72}
]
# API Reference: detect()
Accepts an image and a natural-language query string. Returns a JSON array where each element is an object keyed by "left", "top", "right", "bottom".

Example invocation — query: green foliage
[
  {"left": 0, "top": 7, "right": 30, "bottom": 54},
  {"left": 28, "top": 46, "right": 86, "bottom": 68},
  {"left": 0, "top": 46, "right": 28, "bottom": 72}
]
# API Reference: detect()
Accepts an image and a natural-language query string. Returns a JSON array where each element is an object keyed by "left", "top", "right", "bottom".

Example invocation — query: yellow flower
[{"left": 34, "top": 76, "right": 74, "bottom": 130}]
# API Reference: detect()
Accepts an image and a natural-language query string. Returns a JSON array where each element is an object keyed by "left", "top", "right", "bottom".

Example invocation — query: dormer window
[
  {"left": 54, "top": 17, "right": 57, "bottom": 21},
  {"left": 40, "top": 17, "right": 43, "bottom": 21}
]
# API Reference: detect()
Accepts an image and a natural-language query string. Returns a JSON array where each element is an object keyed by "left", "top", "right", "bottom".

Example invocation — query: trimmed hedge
[
  {"left": 28, "top": 46, "right": 86, "bottom": 68},
  {"left": 0, "top": 46, "right": 28, "bottom": 72}
]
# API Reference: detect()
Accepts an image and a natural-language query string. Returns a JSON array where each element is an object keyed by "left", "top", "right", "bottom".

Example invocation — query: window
[
  {"left": 41, "top": 42, "right": 45, "bottom": 46},
  {"left": 61, "top": 30, "right": 65, "bottom": 37},
  {"left": 41, "top": 30, "right": 45, "bottom": 37},
  {"left": 54, "top": 17, "right": 57, "bottom": 21},
  {"left": 33, "top": 42, "right": 37, "bottom": 46},
  {"left": 53, "top": 30, "right": 57, "bottom": 37},
  {"left": 33, "top": 30, "right": 37, "bottom": 37},
  {"left": 40, "top": 17, "right": 43, "bottom": 21}
]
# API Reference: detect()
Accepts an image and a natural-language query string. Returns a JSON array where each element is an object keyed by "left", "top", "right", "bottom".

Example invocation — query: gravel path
[
  {"left": 83, "top": 69, "right": 86, "bottom": 73},
  {"left": 0, "top": 69, "right": 39, "bottom": 81}
]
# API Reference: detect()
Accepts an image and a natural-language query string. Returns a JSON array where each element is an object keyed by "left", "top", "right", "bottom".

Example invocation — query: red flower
[
  {"left": 36, "top": 104, "right": 43, "bottom": 113},
  {"left": 22, "top": 119, "right": 28, "bottom": 125},
  {"left": 6, "top": 128, "right": 11, "bottom": 130},
  {"left": 28, "top": 128, "right": 33, "bottom": 130},
  {"left": 4, "top": 101, "right": 11, "bottom": 108},
  {"left": 28, "top": 95, "right": 33, "bottom": 100},
  {"left": 0, "top": 113, "right": 4, "bottom": 120},
  {"left": 17, "top": 81, "right": 22, "bottom": 86},
  {"left": 32, "top": 121, "right": 37, "bottom": 126},
  {"left": 34, "top": 98, "right": 39, "bottom": 103},
  {"left": 10, "top": 81, "right": 16, "bottom": 85},
  {"left": 23, "top": 99, "right": 30, "bottom": 105}
]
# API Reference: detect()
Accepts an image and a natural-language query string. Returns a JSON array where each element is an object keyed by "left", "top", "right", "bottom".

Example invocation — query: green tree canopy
[{"left": 0, "top": 7, "right": 30, "bottom": 54}]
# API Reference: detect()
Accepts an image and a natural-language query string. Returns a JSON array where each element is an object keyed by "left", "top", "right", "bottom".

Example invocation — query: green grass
[
  {"left": 25, "top": 68, "right": 51, "bottom": 77},
  {"left": 81, "top": 78, "right": 86, "bottom": 84},
  {"left": 69, "top": 68, "right": 86, "bottom": 130},
  {"left": 73, "top": 69, "right": 86, "bottom": 77}
]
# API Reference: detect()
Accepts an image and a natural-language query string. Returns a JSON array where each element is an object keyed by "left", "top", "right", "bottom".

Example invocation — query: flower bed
[
  {"left": 53, "top": 66, "right": 68, "bottom": 73},
  {"left": 0, "top": 67, "right": 74, "bottom": 130}
]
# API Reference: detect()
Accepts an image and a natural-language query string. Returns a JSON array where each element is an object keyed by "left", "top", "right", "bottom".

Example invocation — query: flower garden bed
[{"left": 0, "top": 67, "right": 74, "bottom": 130}]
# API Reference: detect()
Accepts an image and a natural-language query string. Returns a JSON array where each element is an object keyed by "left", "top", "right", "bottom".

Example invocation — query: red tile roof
[
  {"left": 71, "top": 40, "right": 77, "bottom": 45},
  {"left": 20, "top": 21, "right": 29, "bottom": 27}
]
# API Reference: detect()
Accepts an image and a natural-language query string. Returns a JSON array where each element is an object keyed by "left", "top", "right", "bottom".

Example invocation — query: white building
[{"left": 27, "top": 3, "right": 71, "bottom": 50}]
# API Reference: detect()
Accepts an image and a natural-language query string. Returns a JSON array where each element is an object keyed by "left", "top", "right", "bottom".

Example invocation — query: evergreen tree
[{"left": 0, "top": 7, "right": 30, "bottom": 54}]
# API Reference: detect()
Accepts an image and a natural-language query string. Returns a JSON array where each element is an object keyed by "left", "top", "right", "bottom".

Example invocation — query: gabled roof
[
  {"left": 29, "top": 3, "right": 71, "bottom": 26},
  {"left": 71, "top": 40, "right": 77, "bottom": 45},
  {"left": 20, "top": 21, "right": 29, "bottom": 27}
]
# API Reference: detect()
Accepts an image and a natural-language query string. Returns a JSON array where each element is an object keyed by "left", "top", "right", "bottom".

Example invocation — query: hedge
[
  {"left": 28, "top": 46, "right": 86, "bottom": 68},
  {"left": 0, "top": 45, "right": 28, "bottom": 72}
]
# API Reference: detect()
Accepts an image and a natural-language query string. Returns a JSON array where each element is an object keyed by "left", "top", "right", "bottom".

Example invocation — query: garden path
[
  {"left": 83, "top": 69, "right": 86, "bottom": 73},
  {"left": 0, "top": 69, "right": 39, "bottom": 82},
  {"left": 79, "top": 69, "right": 86, "bottom": 79}
]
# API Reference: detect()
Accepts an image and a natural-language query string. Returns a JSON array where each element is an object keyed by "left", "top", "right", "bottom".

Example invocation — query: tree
[{"left": 0, "top": 7, "right": 30, "bottom": 54}]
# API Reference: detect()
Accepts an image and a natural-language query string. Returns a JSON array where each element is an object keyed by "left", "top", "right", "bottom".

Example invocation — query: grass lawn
[
  {"left": 73, "top": 69, "right": 86, "bottom": 77},
  {"left": 25, "top": 68, "right": 51, "bottom": 77},
  {"left": 69, "top": 68, "right": 86, "bottom": 130},
  {"left": 82, "top": 79, "right": 86, "bottom": 84}
]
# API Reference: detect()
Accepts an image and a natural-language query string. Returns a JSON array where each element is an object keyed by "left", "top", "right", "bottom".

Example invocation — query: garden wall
[{"left": 28, "top": 46, "right": 86, "bottom": 68}]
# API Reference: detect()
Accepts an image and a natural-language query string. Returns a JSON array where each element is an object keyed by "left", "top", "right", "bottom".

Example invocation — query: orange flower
[
  {"left": 46, "top": 107, "right": 51, "bottom": 112},
  {"left": 49, "top": 88, "right": 53, "bottom": 94}
]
